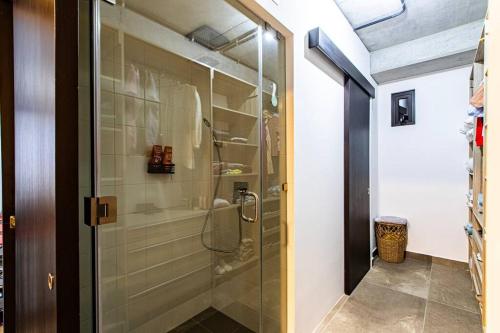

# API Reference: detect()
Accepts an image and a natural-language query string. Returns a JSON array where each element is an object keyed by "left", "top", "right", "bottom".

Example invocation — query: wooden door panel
[
  {"left": 0, "top": 1, "right": 16, "bottom": 331},
  {"left": 344, "top": 78, "right": 371, "bottom": 295},
  {"left": 13, "top": 0, "right": 57, "bottom": 331}
]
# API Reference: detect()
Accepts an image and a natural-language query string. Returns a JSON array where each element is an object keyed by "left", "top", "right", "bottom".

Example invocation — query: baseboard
[
  {"left": 371, "top": 247, "right": 378, "bottom": 266},
  {"left": 312, "top": 294, "right": 349, "bottom": 333}
]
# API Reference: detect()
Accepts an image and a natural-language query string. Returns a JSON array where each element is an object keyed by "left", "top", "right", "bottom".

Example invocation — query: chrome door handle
[{"left": 239, "top": 191, "right": 259, "bottom": 223}]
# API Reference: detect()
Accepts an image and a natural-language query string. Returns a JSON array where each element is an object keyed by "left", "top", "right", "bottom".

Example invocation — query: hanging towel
[
  {"left": 145, "top": 102, "right": 160, "bottom": 147},
  {"left": 124, "top": 63, "right": 140, "bottom": 96},
  {"left": 193, "top": 88, "right": 202, "bottom": 149},
  {"left": 145, "top": 70, "right": 159, "bottom": 101},
  {"left": 264, "top": 110, "right": 274, "bottom": 174},
  {"left": 178, "top": 84, "right": 202, "bottom": 169}
]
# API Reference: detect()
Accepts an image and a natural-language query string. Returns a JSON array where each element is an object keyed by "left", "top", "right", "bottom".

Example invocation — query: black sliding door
[{"left": 344, "top": 77, "right": 370, "bottom": 295}]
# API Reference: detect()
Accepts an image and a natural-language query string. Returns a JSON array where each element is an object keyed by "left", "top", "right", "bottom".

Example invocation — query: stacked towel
[
  {"left": 464, "top": 223, "right": 473, "bottom": 236},
  {"left": 465, "top": 158, "right": 474, "bottom": 174},
  {"left": 214, "top": 198, "right": 231, "bottom": 209},
  {"left": 235, "top": 238, "right": 254, "bottom": 262},
  {"left": 212, "top": 162, "right": 252, "bottom": 175},
  {"left": 267, "top": 185, "right": 281, "bottom": 197}
]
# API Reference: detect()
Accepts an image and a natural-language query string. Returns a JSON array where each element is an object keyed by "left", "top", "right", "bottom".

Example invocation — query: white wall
[
  {"left": 251, "top": 1, "right": 374, "bottom": 332},
  {"left": 376, "top": 67, "right": 470, "bottom": 262}
]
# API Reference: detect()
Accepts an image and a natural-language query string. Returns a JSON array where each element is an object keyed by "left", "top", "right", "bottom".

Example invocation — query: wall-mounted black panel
[
  {"left": 308, "top": 27, "right": 375, "bottom": 98},
  {"left": 391, "top": 89, "right": 415, "bottom": 127}
]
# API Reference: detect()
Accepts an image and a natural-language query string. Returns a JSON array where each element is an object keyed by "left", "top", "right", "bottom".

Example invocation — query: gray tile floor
[{"left": 320, "top": 258, "right": 483, "bottom": 333}]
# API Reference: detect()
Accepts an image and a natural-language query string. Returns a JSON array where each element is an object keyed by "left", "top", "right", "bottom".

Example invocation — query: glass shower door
[
  {"left": 261, "top": 24, "right": 287, "bottom": 333},
  {"left": 90, "top": 1, "right": 269, "bottom": 332}
]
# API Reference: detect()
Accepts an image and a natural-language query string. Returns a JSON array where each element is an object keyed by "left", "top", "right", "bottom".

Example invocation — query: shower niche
[{"left": 82, "top": 1, "right": 286, "bottom": 332}]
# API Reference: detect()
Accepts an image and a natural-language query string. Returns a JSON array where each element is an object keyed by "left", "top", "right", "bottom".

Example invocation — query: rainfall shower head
[{"left": 187, "top": 25, "right": 230, "bottom": 50}]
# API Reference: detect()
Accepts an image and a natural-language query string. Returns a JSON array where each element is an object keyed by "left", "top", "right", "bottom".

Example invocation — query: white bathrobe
[{"left": 160, "top": 82, "right": 202, "bottom": 170}]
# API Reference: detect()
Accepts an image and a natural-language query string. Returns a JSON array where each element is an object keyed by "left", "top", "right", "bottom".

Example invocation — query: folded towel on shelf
[
  {"left": 227, "top": 162, "right": 245, "bottom": 168},
  {"left": 465, "top": 129, "right": 474, "bottom": 142},
  {"left": 230, "top": 137, "right": 248, "bottom": 144},
  {"left": 214, "top": 198, "right": 231, "bottom": 209},
  {"left": 223, "top": 169, "right": 243, "bottom": 175},
  {"left": 468, "top": 105, "right": 484, "bottom": 117},
  {"left": 213, "top": 161, "right": 252, "bottom": 174},
  {"left": 267, "top": 185, "right": 281, "bottom": 197},
  {"left": 213, "top": 129, "right": 231, "bottom": 141},
  {"left": 466, "top": 158, "right": 474, "bottom": 174},
  {"left": 470, "top": 84, "right": 484, "bottom": 108},
  {"left": 234, "top": 196, "right": 256, "bottom": 204},
  {"left": 235, "top": 238, "right": 255, "bottom": 262},
  {"left": 464, "top": 116, "right": 475, "bottom": 128},
  {"left": 464, "top": 223, "right": 473, "bottom": 236}
]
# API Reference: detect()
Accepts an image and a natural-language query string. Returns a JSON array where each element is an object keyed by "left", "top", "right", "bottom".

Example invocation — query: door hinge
[
  {"left": 282, "top": 183, "right": 288, "bottom": 192},
  {"left": 9, "top": 216, "right": 16, "bottom": 229},
  {"left": 84, "top": 196, "right": 117, "bottom": 227}
]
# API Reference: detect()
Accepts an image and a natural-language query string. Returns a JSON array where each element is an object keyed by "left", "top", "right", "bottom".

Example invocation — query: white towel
[
  {"left": 214, "top": 198, "right": 230, "bottom": 209},
  {"left": 193, "top": 89, "right": 202, "bottom": 149},
  {"left": 145, "top": 70, "right": 159, "bottom": 101},
  {"left": 124, "top": 63, "right": 140, "bottom": 96}
]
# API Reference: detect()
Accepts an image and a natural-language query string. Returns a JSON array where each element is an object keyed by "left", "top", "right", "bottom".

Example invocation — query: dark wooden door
[
  {"left": 344, "top": 77, "right": 371, "bottom": 295},
  {"left": 13, "top": 0, "right": 58, "bottom": 330},
  {"left": 0, "top": 1, "right": 15, "bottom": 331},
  {"left": 13, "top": 0, "right": 80, "bottom": 331}
]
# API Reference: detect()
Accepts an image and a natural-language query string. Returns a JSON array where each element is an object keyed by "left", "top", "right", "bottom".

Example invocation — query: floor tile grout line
[
  {"left": 362, "top": 280, "right": 429, "bottom": 300},
  {"left": 427, "top": 262, "right": 481, "bottom": 315},
  {"left": 362, "top": 279, "right": 429, "bottom": 300},
  {"left": 421, "top": 263, "right": 434, "bottom": 333},
  {"left": 427, "top": 299, "right": 481, "bottom": 315}
]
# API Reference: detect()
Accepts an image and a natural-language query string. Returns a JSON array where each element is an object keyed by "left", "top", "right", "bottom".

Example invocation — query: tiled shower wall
[{"left": 95, "top": 27, "right": 214, "bottom": 332}]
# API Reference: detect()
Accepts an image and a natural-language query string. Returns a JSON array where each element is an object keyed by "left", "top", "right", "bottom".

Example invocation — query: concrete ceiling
[
  {"left": 124, "top": 0, "right": 257, "bottom": 43},
  {"left": 335, "top": 0, "right": 488, "bottom": 52},
  {"left": 122, "top": 0, "right": 281, "bottom": 79}
]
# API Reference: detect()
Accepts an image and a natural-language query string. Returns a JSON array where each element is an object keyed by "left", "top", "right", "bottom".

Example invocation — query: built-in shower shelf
[
  {"left": 214, "top": 256, "right": 258, "bottom": 285},
  {"left": 214, "top": 173, "right": 259, "bottom": 178},
  {"left": 263, "top": 211, "right": 280, "bottom": 220},
  {"left": 263, "top": 225, "right": 280, "bottom": 236},
  {"left": 213, "top": 69, "right": 257, "bottom": 90},
  {"left": 213, "top": 105, "right": 258, "bottom": 120},
  {"left": 213, "top": 198, "right": 280, "bottom": 213},
  {"left": 470, "top": 206, "right": 484, "bottom": 229},
  {"left": 214, "top": 141, "right": 258, "bottom": 148}
]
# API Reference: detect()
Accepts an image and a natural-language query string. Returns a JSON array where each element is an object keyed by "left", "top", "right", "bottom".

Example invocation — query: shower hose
[{"left": 200, "top": 118, "right": 243, "bottom": 253}]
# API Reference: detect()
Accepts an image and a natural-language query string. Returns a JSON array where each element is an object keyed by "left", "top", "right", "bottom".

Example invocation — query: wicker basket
[{"left": 375, "top": 218, "right": 408, "bottom": 263}]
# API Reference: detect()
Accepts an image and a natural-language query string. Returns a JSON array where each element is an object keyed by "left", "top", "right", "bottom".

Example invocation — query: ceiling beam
[{"left": 371, "top": 20, "right": 483, "bottom": 83}]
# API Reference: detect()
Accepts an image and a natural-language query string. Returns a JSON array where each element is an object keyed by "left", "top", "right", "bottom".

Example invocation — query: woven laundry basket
[{"left": 375, "top": 216, "right": 408, "bottom": 263}]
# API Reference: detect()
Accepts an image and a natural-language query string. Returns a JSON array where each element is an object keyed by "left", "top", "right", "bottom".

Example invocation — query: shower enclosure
[{"left": 78, "top": 0, "right": 287, "bottom": 332}]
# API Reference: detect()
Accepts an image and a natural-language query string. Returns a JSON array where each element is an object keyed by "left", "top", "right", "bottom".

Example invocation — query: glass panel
[
  {"left": 78, "top": 0, "right": 94, "bottom": 331},
  {"left": 261, "top": 25, "right": 286, "bottom": 333},
  {"left": 95, "top": 1, "right": 264, "bottom": 331}
]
